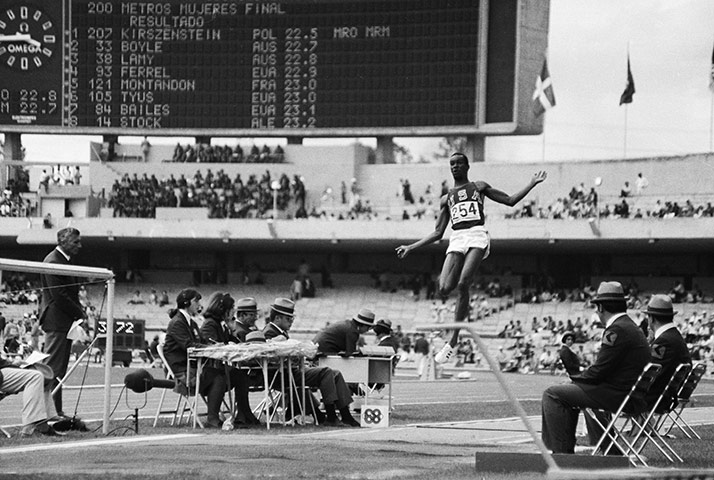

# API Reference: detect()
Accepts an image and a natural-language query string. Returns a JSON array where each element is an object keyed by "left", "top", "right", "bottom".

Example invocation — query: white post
[{"left": 103, "top": 277, "right": 115, "bottom": 434}]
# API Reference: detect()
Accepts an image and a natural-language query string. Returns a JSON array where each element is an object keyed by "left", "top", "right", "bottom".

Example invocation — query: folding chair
[
  {"left": 585, "top": 362, "right": 662, "bottom": 467},
  {"left": 152, "top": 343, "right": 202, "bottom": 428},
  {"left": 627, "top": 362, "right": 692, "bottom": 463},
  {"left": 659, "top": 362, "right": 707, "bottom": 440}
]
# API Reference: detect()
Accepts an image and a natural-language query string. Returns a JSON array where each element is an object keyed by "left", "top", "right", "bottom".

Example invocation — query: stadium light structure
[{"left": 0, "top": 258, "right": 115, "bottom": 435}]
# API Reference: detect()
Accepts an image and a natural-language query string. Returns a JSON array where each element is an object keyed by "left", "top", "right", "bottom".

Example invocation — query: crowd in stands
[
  {"left": 170, "top": 143, "right": 285, "bottom": 164},
  {"left": 0, "top": 273, "right": 39, "bottom": 305},
  {"left": 107, "top": 169, "right": 305, "bottom": 219},
  {"left": 504, "top": 171, "right": 714, "bottom": 220},
  {"left": 1, "top": 169, "right": 36, "bottom": 218}
]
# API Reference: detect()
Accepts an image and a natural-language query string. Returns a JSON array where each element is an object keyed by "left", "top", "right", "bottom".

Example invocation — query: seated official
[
  {"left": 313, "top": 308, "right": 375, "bottom": 356},
  {"left": 163, "top": 288, "right": 227, "bottom": 429},
  {"left": 642, "top": 295, "right": 691, "bottom": 412},
  {"left": 264, "top": 298, "right": 360, "bottom": 427},
  {"left": 559, "top": 332, "right": 582, "bottom": 376},
  {"left": 0, "top": 356, "right": 61, "bottom": 436},
  {"left": 541, "top": 282, "right": 651, "bottom": 454},
  {"left": 200, "top": 292, "right": 261, "bottom": 428},
  {"left": 231, "top": 297, "right": 259, "bottom": 342}
]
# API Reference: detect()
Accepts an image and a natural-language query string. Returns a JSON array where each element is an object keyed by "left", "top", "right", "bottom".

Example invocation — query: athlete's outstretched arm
[
  {"left": 396, "top": 197, "right": 449, "bottom": 259},
  {"left": 484, "top": 170, "right": 547, "bottom": 207}
]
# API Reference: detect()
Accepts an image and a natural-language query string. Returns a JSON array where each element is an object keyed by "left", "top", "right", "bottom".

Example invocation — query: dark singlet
[{"left": 446, "top": 181, "right": 486, "bottom": 230}]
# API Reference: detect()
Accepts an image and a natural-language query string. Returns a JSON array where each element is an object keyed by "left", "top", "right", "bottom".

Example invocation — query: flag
[
  {"left": 532, "top": 58, "right": 556, "bottom": 117},
  {"left": 619, "top": 56, "right": 635, "bottom": 105},
  {"left": 709, "top": 41, "right": 714, "bottom": 92}
]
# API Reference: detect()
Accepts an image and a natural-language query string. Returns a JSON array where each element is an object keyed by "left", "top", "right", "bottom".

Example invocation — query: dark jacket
[
  {"left": 647, "top": 325, "right": 691, "bottom": 409},
  {"left": 39, "top": 248, "right": 85, "bottom": 333},
  {"left": 163, "top": 310, "right": 205, "bottom": 375},
  {"left": 313, "top": 320, "right": 360, "bottom": 355},
  {"left": 571, "top": 313, "right": 651, "bottom": 412},
  {"left": 232, "top": 320, "right": 255, "bottom": 343},
  {"left": 263, "top": 322, "right": 289, "bottom": 340},
  {"left": 559, "top": 345, "right": 581, "bottom": 376},
  {"left": 377, "top": 335, "right": 400, "bottom": 353},
  {"left": 200, "top": 315, "right": 231, "bottom": 345}
]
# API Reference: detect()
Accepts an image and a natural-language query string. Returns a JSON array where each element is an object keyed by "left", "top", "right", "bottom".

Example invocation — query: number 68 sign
[{"left": 360, "top": 405, "right": 389, "bottom": 428}]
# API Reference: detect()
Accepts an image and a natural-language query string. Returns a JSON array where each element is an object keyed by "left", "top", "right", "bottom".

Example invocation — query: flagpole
[
  {"left": 622, "top": 103, "right": 628, "bottom": 158},
  {"left": 710, "top": 90, "right": 713, "bottom": 151},
  {"left": 709, "top": 88, "right": 714, "bottom": 152},
  {"left": 542, "top": 126, "right": 546, "bottom": 162}
]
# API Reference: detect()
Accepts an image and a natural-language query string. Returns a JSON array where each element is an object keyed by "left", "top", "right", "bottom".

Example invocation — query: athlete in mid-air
[{"left": 396, "top": 152, "right": 547, "bottom": 363}]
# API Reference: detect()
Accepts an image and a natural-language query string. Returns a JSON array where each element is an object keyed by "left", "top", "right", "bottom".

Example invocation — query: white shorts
[{"left": 446, "top": 226, "right": 490, "bottom": 258}]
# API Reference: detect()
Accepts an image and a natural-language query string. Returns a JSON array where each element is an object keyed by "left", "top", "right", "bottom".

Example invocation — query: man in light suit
[
  {"left": 39, "top": 227, "right": 85, "bottom": 416},
  {"left": 541, "top": 281, "right": 651, "bottom": 454}
]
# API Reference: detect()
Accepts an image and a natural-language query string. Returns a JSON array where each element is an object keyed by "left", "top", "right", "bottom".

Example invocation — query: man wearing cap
[
  {"left": 559, "top": 332, "right": 582, "bottom": 377},
  {"left": 263, "top": 298, "right": 360, "bottom": 427},
  {"left": 642, "top": 294, "right": 690, "bottom": 411},
  {"left": 164, "top": 288, "right": 227, "bottom": 428},
  {"left": 39, "top": 227, "right": 85, "bottom": 417},
  {"left": 313, "top": 308, "right": 375, "bottom": 356},
  {"left": 541, "top": 281, "right": 651, "bottom": 454},
  {"left": 231, "top": 297, "right": 259, "bottom": 342},
  {"left": 374, "top": 319, "right": 399, "bottom": 353}
]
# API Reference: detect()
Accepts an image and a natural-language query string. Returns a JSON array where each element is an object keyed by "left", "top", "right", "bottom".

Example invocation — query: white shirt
[
  {"left": 653, "top": 322, "right": 677, "bottom": 340},
  {"left": 605, "top": 312, "right": 629, "bottom": 329},
  {"left": 55, "top": 246, "right": 71, "bottom": 261}
]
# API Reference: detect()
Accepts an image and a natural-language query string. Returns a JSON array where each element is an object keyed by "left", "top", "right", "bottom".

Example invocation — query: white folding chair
[
  {"left": 658, "top": 362, "right": 707, "bottom": 440},
  {"left": 152, "top": 343, "right": 202, "bottom": 428},
  {"left": 585, "top": 362, "right": 662, "bottom": 467}
]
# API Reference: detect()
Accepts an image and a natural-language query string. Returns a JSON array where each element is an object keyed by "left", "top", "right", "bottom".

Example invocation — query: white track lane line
[{"left": 0, "top": 433, "right": 203, "bottom": 454}]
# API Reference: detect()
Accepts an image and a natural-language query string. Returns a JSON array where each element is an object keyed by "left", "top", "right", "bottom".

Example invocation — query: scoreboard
[
  {"left": 95, "top": 317, "right": 146, "bottom": 349},
  {"left": 0, "top": 0, "right": 549, "bottom": 136}
]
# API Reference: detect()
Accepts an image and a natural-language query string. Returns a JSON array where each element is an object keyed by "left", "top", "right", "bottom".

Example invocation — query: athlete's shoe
[{"left": 434, "top": 344, "right": 454, "bottom": 364}]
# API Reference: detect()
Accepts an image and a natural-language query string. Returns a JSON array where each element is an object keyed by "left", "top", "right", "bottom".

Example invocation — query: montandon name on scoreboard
[{"left": 0, "top": 0, "right": 545, "bottom": 136}]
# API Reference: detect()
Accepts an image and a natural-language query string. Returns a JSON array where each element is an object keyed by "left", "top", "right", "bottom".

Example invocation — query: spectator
[
  {"left": 635, "top": 172, "right": 648, "bottom": 195},
  {"left": 158, "top": 290, "right": 170, "bottom": 307},
  {"left": 620, "top": 181, "right": 632, "bottom": 198},
  {"left": 140, "top": 136, "right": 151, "bottom": 162}
]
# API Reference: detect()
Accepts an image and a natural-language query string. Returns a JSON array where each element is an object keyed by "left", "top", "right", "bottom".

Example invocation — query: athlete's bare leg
[{"left": 443, "top": 248, "right": 486, "bottom": 348}]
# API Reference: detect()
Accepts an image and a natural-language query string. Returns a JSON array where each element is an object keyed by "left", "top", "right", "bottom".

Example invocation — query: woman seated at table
[
  {"left": 163, "top": 288, "right": 227, "bottom": 429},
  {"left": 200, "top": 292, "right": 261, "bottom": 427}
]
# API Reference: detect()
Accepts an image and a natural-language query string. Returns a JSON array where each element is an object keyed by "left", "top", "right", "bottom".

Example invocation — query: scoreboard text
[{"left": 0, "top": 0, "right": 547, "bottom": 136}]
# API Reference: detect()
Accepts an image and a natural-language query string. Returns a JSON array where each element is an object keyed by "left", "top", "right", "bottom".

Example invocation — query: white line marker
[{"left": 0, "top": 434, "right": 202, "bottom": 454}]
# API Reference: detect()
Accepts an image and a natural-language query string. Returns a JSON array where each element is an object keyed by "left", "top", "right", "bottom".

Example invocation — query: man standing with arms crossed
[
  {"left": 396, "top": 152, "right": 546, "bottom": 363},
  {"left": 39, "top": 227, "right": 85, "bottom": 417}
]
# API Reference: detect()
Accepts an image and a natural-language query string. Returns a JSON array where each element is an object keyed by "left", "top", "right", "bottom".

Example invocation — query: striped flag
[
  {"left": 532, "top": 58, "right": 556, "bottom": 117},
  {"left": 620, "top": 56, "right": 636, "bottom": 105}
]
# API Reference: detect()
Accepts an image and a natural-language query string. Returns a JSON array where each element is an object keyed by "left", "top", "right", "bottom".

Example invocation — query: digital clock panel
[
  {"left": 0, "top": 0, "right": 547, "bottom": 136},
  {"left": 95, "top": 318, "right": 145, "bottom": 349}
]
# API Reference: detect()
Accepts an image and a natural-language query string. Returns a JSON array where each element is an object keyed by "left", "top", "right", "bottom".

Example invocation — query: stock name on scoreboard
[
  {"left": 0, "top": 0, "right": 529, "bottom": 135},
  {"left": 95, "top": 318, "right": 145, "bottom": 350}
]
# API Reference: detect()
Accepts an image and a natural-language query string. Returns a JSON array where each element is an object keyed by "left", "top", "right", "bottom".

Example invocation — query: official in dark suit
[
  {"left": 200, "top": 292, "right": 260, "bottom": 427},
  {"left": 559, "top": 332, "right": 582, "bottom": 377},
  {"left": 263, "top": 298, "right": 360, "bottom": 427},
  {"left": 541, "top": 281, "right": 651, "bottom": 454},
  {"left": 39, "top": 227, "right": 85, "bottom": 416},
  {"left": 230, "top": 297, "right": 259, "bottom": 342},
  {"left": 164, "top": 288, "right": 226, "bottom": 428},
  {"left": 374, "top": 319, "right": 400, "bottom": 353},
  {"left": 313, "top": 309, "right": 375, "bottom": 355},
  {"left": 642, "top": 295, "right": 691, "bottom": 411}
]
